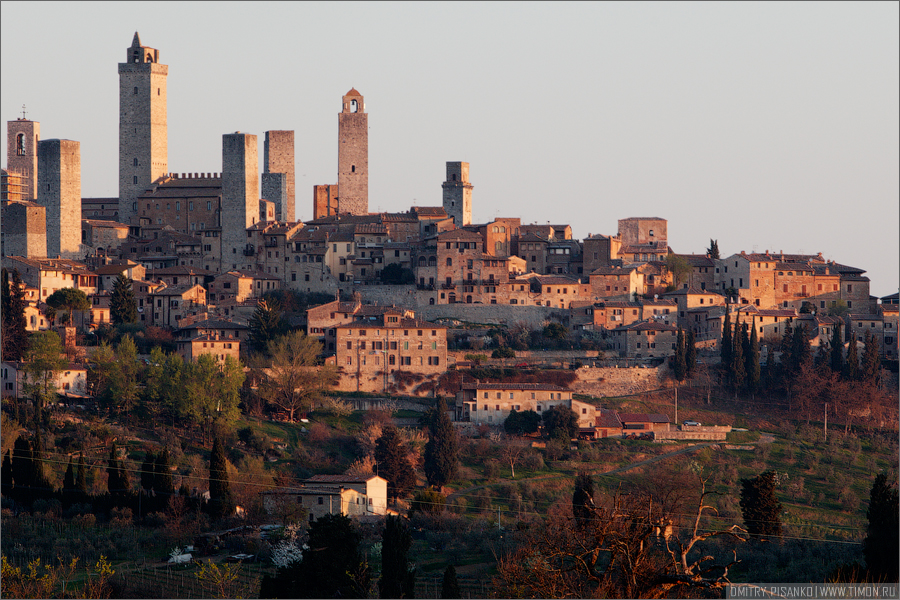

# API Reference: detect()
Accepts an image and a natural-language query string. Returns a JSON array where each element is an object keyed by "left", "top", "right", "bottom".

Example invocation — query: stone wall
[
  {"left": 1, "top": 202, "right": 46, "bottom": 257},
  {"left": 7, "top": 120, "right": 39, "bottom": 200},
  {"left": 221, "top": 133, "right": 258, "bottom": 272},
  {"left": 337, "top": 91, "right": 368, "bottom": 216},
  {"left": 38, "top": 139, "right": 81, "bottom": 258},
  {"left": 263, "top": 130, "right": 295, "bottom": 221},
  {"left": 571, "top": 363, "right": 668, "bottom": 398}
]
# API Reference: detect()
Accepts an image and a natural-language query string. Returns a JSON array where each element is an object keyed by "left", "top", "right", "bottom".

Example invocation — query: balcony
[
  {"left": 440, "top": 283, "right": 456, "bottom": 290},
  {"left": 242, "top": 244, "right": 255, "bottom": 256}
]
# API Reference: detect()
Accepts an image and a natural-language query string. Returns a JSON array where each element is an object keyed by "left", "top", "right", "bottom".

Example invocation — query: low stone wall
[
  {"left": 655, "top": 430, "right": 729, "bottom": 441},
  {"left": 571, "top": 364, "right": 668, "bottom": 398}
]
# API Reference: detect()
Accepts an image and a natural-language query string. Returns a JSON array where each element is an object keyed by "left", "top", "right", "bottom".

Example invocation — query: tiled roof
[
  {"left": 618, "top": 413, "right": 670, "bottom": 423},
  {"left": 535, "top": 275, "right": 581, "bottom": 285},
  {"left": 613, "top": 320, "right": 677, "bottom": 332},
  {"left": 177, "top": 319, "right": 248, "bottom": 331},
  {"left": 411, "top": 207, "right": 447, "bottom": 217},
  {"left": 83, "top": 219, "right": 128, "bottom": 228},
  {"left": 462, "top": 382, "right": 568, "bottom": 391},
  {"left": 595, "top": 408, "right": 623, "bottom": 429}
]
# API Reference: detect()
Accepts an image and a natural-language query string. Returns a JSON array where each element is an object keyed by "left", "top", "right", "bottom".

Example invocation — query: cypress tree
[
  {"left": 424, "top": 397, "right": 458, "bottom": 490},
  {"left": 209, "top": 437, "right": 234, "bottom": 520},
  {"left": 379, "top": 515, "right": 415, "bottom": 599},
  {"left": 30, "top": 430, "right": 52, "bottom": 495},
  {"left": 1, "top": 449, "right": 13, "bottom": 497},
  {"left": 155, "top": 448, "right": 176, "bottom": 499},
  {"left": 781, "top": 324, "right": 794, "bottom": 372},
  {"left": 707, "top": 239, "right": 720, "bottom": 259},
  {"left": 110, "top": 273, "right": 138, "bottom": 324},
  {"left": 739, "top": 470, "right": 783, "bottom": 540},
  {"left": 746, "top": 320, "right": 760, "bottom": 393},
  {"left": 2, "top": 269, "right": 29, "bottom": 361},
  {"left": 863, "top": 473, "right": 899, "bottom": 582},
  {"left": 830, "top": 324, "right": 844, "bottom": 374},
  {"left": 673, "top": 327, "right": 687, "bottom": 381},
  {"left": 75, "top": 453, "right": 88, "bottom": 497},
  {"left": 441, "top": 565, "right": 461, "bottom": 600},
  {"left": 792, "top": 324, "right": 811, "bottom": 370},
  {"left": 375, "top": 426, "right": 416, "bottom": 502},
  {"left": 63, "top": 458, "right": 76, "bottom": 495},
  {"left": 721, "top": 309, "right": 733, "bottom": 375},
  {"left": 107, "top": 442, "right": 130, "bottom": 496},
  {"left": 861, "top": 330, "right": 881, "bottom": 384},
  {"left": 12, "top": 436, "right": 33, "bottom": 497},
  {"left": 140, "top": 451, "right": 156, "bottom": 493},
  {"left": 732, "top": 322, "right": 746, "bottom": 393},
  {"left": 685, "top": 329, "right": 697, "bottom": 378},
  {"left": 573, "top": 471, "right": 596, "bottom": 526},
  {"left": 844, "top": 335, "right": 859, "bottom": 381}
]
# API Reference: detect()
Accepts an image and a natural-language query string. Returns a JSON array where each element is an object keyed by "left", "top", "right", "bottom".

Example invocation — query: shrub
[
  {"left": 411, "top": 489, "right": 446, "bottom": 515},
  {"left": 520, "top": 452, "right": 545, "bottom": 471},
  {"left": 484, "top": 460, "right": 500, "bottom": 480}
]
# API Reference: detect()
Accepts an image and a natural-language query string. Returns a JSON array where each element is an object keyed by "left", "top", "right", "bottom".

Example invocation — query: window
[{"left": 133, "top": 176, "right": 138, "bottom": 184}]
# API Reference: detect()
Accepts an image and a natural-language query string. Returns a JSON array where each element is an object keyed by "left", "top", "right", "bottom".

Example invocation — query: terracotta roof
[
  {"left": 345, "top": 88, "right": 363, "bottom": 97},
  {"left": 150, "top": 266, "right": 214, "bottom": 276},
  {"left": 662, "top": 286, "right": 720, "bottom": 297},
  {"left": 177, "top": 319, "right": 248, "bottom": 331},
  {"left": 618, "top": 413, "right": 670, "bottom": 423},
  {"left": 355, "top": 223, "right": 388, "bottom": 235},
  {"left": 462, "top": 382, "right": 568, "bottom": 391},
  {"left": 152, "top": 284, "right": 204, "bottom": 296},
  {"left": 307, "top": 473, "right": 382, "bottom": 484},
  {"left": 411, "top": 207, "right": 447, "bottom": 217},
  {"left": 535, "top": 275, "right": 581, "bottom": 285},
  {"left": 595, "top": 408, "right": 623, "bottom": 429},
  {"left": 613, "top": 320, "right": 677, "bottom": 332}
]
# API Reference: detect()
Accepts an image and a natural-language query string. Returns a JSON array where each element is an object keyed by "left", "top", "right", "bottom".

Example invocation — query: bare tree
[{"left": 501, "top": 440, "right": 527, "bottom": 480}]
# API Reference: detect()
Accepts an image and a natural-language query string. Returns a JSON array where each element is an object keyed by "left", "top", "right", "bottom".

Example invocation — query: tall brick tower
[
  {"left": 263, "top": 130, "right": 295, "bottom": 222},
  {"left": 442, "top": 162, "right": 473, "bottom": 227},
  {"left": 7, "top": 116, "right": 40, "bottom": 199},
  {"left": 337, "top": 88, "right": 368, "bottom": 215},
  {"left": 221, "top": 132, "right": 259, "bottom": 271},
  {"left": 118, "top": 32, "right": 167, "bottom": 226},
  {"left": 37, "top": 139, "right": 81, "bottom": 259}
]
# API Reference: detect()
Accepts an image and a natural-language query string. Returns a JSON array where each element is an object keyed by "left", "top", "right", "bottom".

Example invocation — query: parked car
[{"left": 682, "top": 420, "right": 701, "bottom": 427}]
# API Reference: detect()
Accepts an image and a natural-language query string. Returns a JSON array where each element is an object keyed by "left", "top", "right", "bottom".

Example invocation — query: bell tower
[
  {"left": 7, "top": 112, "right": 40, "bottom": 200},
  {"left": 337, "top": 88, "right": 368, "bottom": 215},
  {"left": 118, "top": 32, "right": 167, "bottom": 226}
]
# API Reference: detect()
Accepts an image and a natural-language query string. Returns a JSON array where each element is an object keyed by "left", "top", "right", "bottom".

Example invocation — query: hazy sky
[{"left": 2, "top": 2, "right": 898, "bottom": 296}]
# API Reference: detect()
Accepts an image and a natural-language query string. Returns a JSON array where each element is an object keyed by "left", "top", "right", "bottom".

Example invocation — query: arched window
[
  {"left": 428, "top": 256, "right": 436, "bottom": 267},
  {"left": 350, "top": 100, "right": 358, "bottom": 113},
  {"left": 418, "top": 256, "right": 426, "bottom": 266},
  {"left": 16, "top": 133, "right": 25, "bottom": 156},
  {"left": 446, "top": 258, "right": 452, "bottom": 267}
]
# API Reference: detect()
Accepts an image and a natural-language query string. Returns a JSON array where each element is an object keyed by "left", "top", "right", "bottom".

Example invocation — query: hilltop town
[{"left": 1, "top": 32, "right": 898, "bottom": 598}]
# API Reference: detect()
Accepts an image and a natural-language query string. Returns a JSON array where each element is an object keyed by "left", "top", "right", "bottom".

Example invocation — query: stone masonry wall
[
  {"left": 337, "top": 93, "right": 368, "bottom": 216},
  {"left": 571, "top": 364, "right": 668, "bottom": 398},
  {"left": 264, "top": 130, "right": 295, "bottom": 221},
  {"left": 38, "top": 139, "right": 81, "bottom": 258},
  {"left": 1, "top": 202, "right": 46, "bottom": 257},
  {"left": 7, "top": 119, "right": 40, "bottom": 200},
  {"left": 221, "top": 133, "right": 258, "bottom": 272}
]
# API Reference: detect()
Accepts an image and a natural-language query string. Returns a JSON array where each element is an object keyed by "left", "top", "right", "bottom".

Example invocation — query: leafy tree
[
  {"left": 21, "top": 331, "right": 66, "bottom": 415},
  {"left": 110, "top": 273, "right": 138, "bottom": 324},
  {"left": 256, "top": 330, "right": 336, "bottom": 423},
  {"left": 410, "top": 488, "right": 446, "bottom": 514},
  {"left": 572, "top": 471, "right": 596, "bottom": 525},
  {"left": 260, "top": 514, "right": 371, "bottom": 599},
  {"left": 141, "top": 347, "right": 184, "bottom": 424},
  {"left": 707, "top": 239, "right": 720, "bottom": 259},
  {"left": 844, "top": 334, "right": 859, "bottom": 381},
  {"left": 181, "top": 355, "right": 244, "bottom": 442},
  {"left": 543, "top": 322, "right": 568, "bottom": 341},
  {"left": 504, "top": 409, "right": 541, "bottom": 435},
  {"left": 542, "top": 404, "right": 578, "bottom": 441},
  {"left": 380, "top": 263, "right": 415, "bottom": 285},
  {"left": 248, "top": 299, "right": 288, "bottom": 355},
  {"left": 861, "top": 330, "right": 881, "bottom": 385},
  {"left": 375, "top": 426, "right": 416, "bottom": 502},
  {"left": 108, "top": 335, "right": 142, "bottom": 417},
  {"left": 380, "top": 514, "right": 415, "bottom": 598},
  {"left": 673, "top": 327, "right": 687, "bottom": 381},
  {"left": 46, "top": 287, "right": 90, "bottom": 325},
  {"left": 441, "top": 565, "right": 460, "bottom": 600},
  {"left": 863, "top": 473, "right": 899, "bottom": 582},
  {"left": 423, "top": 397, "right": 458, "bottom": 490},
  {"left": 830, "top": 324, "right": 844, "bottom": 374},
  {"left": 780, "top": 323, "right": 794, "bottom": 371},
  {"left": 829, "top": 300, "right": 850, "bottom": 317},
  {"left": 208, "top": 436, "right": 234, "bottom": 520},
  {"left": 746, "top": 321, "right": 760, "bottom": 393},
  {"left": 665, "top": 253, "right": 693, "bottom": 288},
  {"left": 1, "top": 268, "right": 29, "bottom": 361},
  {"left": 800, "top": 301, "right": 814, "bottom": 314},
  {"left": 739, "top": 471, "right": 782, "bottom": 539},
  {"left": 492, "top": 346, "right": 516, "bottom": 359}
]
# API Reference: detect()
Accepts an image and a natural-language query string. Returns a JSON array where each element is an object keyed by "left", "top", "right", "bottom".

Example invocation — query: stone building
[
  {"left": 1, "top": 200, "right": 46, "bottom": 258},
  {"left": 37, "top": 139, "right": 82, "bottom": 259},
  {"left": 81, "top": 220, "right": 129, "bottom": 254},
  {"left": 607, "top": 320, "right": 678, "bottom": 359},
  {"left": 335, "top": 311, "right": 447, "bottom": 394},
  {"left": 81, "top": 197, "right": 119, "bottom": 221},
  {"left": 137, "top": 173, "right": 221, "bottom": 239},
  {"left": 455, "top": 382, "right": 574, "bottom": 426},
  {"left": 119, "top": 32, "right": 168, "bottom": 228},
  {"left": 263, "top": 130, "right": 295, "bottom": 222},
  {"left": 261, "top": 474, "right": 388, "bottom": 521},
  {"left": 221, "top": 133, "right": 259, "bottom": 272},
  {"left": 442, "top": 161, "right": 473, "bottom": 227},
  {"left": 337, "top": 89, "right": 368, "bottom": 216},
  {"left": 2, "top": 256, "right": 98, "bottom": 300},
  {"left": 6, "top": 118, "right": 40, "bottom": 200},
  {"left": 148, "top": 283, "right": 207, "bottom": 328},
  {"left": 313, "top": 184, "right": 339, "bottom": 220},
  {"left": 176, "top": 333, "right": 240, "bottom": 364},
  {"left": 589, "top": 265, "right": 644, "bottom": 301}
]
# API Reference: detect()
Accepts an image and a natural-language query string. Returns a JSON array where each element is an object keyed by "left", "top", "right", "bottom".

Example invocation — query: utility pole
[
  {"left": 824, "top": 403, "right": 828, "bottom": 443},
  {"left": 674, "top": 387, "right": 678, "bottom": 426}
]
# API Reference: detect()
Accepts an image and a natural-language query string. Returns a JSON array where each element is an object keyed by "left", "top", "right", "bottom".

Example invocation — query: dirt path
[{"left": 446, "top": 442, "right": 718, "bottom": 501}]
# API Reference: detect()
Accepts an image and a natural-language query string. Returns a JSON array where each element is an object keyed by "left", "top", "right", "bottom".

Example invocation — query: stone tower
[
  {"left": 337, "top": 88, "right": 368, "bottom": 215},
  {"left": 118, "top": 32, "right": 167, "bottom": 226},
  {"left": 37, "top": 139, "right": 81, "bottom": 259},
  {"left": 263, "top": 130, "right": 295, "bottom": 222},
  {"left": 442, "top": 162, "right": 473, "bottom": 227},
  {"left": 1, "top": 201, "right": 46, "bottom": 258},
  {"left": 221, "top": 132, "right": 259, "bottom": 271},
  {"left": 7, "top": 118, "right": 40, "bottom": 199}
]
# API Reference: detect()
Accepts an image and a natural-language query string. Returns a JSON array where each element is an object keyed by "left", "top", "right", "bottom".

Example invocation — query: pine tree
[
  {"left": 861, "top": 330, "right": 880, "bottom": 385},
  {"left": 441, "top": 565, "right": 460, "bottom": 600},
  {"left": 379, "top": 514, "right": 415, "bottom": 599},
  {"left": 746, "top": 320, "right": 760, "bottom": 393},
  {"left": 673, "top": 327, "right": 687, "bottom": 381},
  {"left": 739, "top": 471, "right": 783, "bottom": 539},
  {"left": 110, "top": 273, "right": 138, "bottom": 324},
  {"left": 707, "top": 239, "right": 720, "bottom": 259},
  {"left": 209, "top": 437, "right": 234, "bottom": 520},
  {"left": 731, "top": 322, "right": 745, "bottom": 393},
  {"left": 863, "top": 473, "right": 899, "bottom": 582},
  {"left": 830, "top": 324, "right": 844, "bottom": 374},
  {"left": 572, "top": 472, "right": 596, "bottom": 525},
  {"left": 375, "top": 426, "right": 416, "bottom": 502},
  {"left": 685, "top": 329, "right": 697, "bottom": 378},
  {"left": 844, "top": 334, "right": 859, "bottom": 381},
  {"left": 721, "top": 310, "right": 733, "bottom": 378},
  {"left": 248, "top": 300, "right": 287, "bottom": 355},
  {"left": 424, "top": 397, "right": 458, "bottom": 490}
]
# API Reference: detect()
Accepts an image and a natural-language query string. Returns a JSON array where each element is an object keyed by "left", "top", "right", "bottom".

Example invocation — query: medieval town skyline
[{"left": 1, "top": 1, "right": 897, "bottom": 296}]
